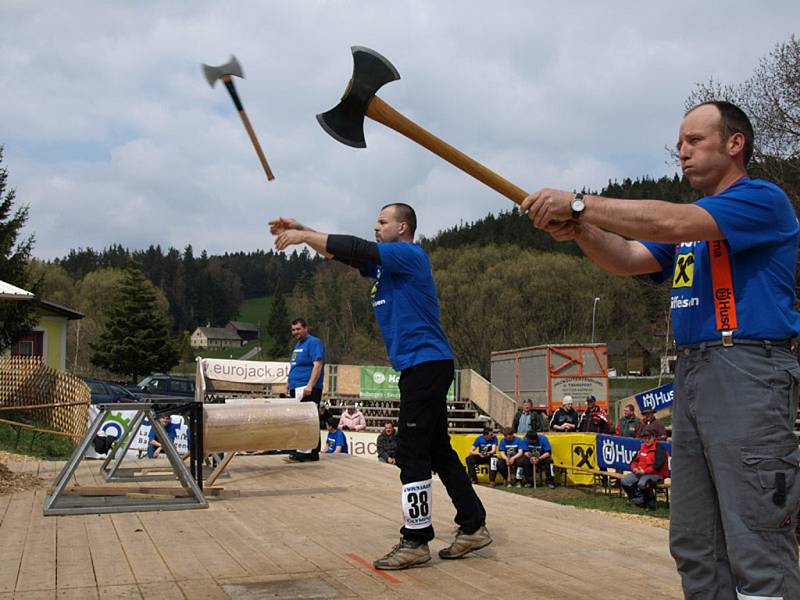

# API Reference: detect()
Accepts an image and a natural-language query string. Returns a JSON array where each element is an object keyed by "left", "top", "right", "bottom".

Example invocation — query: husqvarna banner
[
  {"left": 201, "top": 358, "right": 290, "bottom": 384},
  {"left": 634, "top": 382, "right": 674, "bottom": 413},
  {"left": 596, "top": 434, "right": 672, "bottom": 475}
]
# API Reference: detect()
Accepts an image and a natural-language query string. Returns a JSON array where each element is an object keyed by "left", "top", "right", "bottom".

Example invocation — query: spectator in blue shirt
[
  {"left": 325, "top": 417, "right": 348, "bottom": 454},
  {"left": 466, "top": 427, "right": 498, "bottom": 485},
  {"left": 497, "top": 427, "right": 527, "bottom": 488},
  {"left": 147, "top": 415, "right": 178, "bottom": 459},
  {"left": 524, "top": 431, "right": 556, "bottom": 488}
]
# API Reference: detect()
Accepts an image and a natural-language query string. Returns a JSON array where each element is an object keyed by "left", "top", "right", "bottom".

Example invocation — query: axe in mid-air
[
  {"left": 202, "top": 55, "right": 275, "bottom": 181},
  {"left": 317, "top": 46, "right": 528, "bottom": 205}
]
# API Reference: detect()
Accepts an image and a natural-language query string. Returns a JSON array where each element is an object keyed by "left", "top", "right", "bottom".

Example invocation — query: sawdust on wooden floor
[{"left": 0, "top": 450, "right": 42, "bottom": 495}]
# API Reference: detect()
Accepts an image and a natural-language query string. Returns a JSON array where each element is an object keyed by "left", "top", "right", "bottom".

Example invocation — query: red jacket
[{"left": 630, "top": 439, "right": 669, "bottom": 479}]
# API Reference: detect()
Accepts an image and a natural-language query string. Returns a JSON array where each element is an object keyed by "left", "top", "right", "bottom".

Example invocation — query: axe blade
[
  {"left": 316, "top": 46, "right": 400, "bottom": 148},
  {"left": 202, "top": 55, "right": 244, "bottom": 87}
]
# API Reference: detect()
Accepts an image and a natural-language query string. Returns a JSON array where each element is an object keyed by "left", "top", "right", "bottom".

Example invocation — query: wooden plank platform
[{"left": 1, "top": 454, "right": 681, "bottom": 598}]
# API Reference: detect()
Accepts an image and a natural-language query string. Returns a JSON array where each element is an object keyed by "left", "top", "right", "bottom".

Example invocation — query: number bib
[{"left": 402, "top": 479, "right": 433, "bottom": 529}]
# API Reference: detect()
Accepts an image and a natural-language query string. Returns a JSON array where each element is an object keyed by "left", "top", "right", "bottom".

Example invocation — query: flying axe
[
  {"left": 202, "top": 55, "right": 275, "bottom": 181},
  {"left": 317, "top": 47, "right": 527, "bottom": 204}
]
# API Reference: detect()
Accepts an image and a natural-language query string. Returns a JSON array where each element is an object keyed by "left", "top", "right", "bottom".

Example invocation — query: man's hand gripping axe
[
  {"left": 317, "top": 47, "right": 527, "bottom": 204},
  {"left": 203, "top": 55, "right": 275, "bottom": 181}
]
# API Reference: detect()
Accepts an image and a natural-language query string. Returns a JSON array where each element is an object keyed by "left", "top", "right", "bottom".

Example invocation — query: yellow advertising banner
[{"left": 449, "top": 432, "right": 597, "bottom": 485}]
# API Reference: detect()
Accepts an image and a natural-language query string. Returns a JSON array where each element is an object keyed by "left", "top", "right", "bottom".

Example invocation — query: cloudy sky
[{"left": 1, "top": 1, "right": 798, "bottom": 260}]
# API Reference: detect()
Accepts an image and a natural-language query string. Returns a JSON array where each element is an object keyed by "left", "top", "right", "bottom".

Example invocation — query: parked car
[
  {"left": 132, "top": 375, "right": 196, "bottom": 397},
  {"left": 83, "top": 377, "right": 141, "bottom": 404}
]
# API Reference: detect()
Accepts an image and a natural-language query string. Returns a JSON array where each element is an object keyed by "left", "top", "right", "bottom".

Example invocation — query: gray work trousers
[{"left": 670, "top": 342, "right": 800, "bottom": 599}]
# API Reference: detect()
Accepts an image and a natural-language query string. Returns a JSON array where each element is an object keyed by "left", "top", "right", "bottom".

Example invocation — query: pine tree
[
  {"left": 266, "top": 282, "right": 291, "bottom": 359},
  {"left": 0, "top": 146, "right": 38, "bottom": 351},
  {"left": 91, "top": 261, "right": 178, "bottom": 381}
]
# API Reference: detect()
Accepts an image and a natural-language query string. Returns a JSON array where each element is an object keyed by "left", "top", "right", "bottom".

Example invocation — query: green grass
[
  {"left": 237, "top": 296, "right": 273, "bottom": 325},
  {"left": 0, "top": 420, "right": 77, "bottom": 460},
  {"left": 488, "top": 481, "right": 671, "bottom": 519}
]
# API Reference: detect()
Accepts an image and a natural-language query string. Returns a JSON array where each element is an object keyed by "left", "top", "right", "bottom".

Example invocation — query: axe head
[
  {"left": 316, "top": 46, "right": 400, "bottom": 148},
  {"left": 202, "top": 55, "right": 244, "bottom": 87}
]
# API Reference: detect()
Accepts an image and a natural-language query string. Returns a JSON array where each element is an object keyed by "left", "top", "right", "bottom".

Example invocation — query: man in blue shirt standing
[
  {"left": 522, "top": 101, "right": 800, "bottom": 598},
  {"left": 286, "top": 318, "right": 325, "bottom": 462},
  {"left": 271, "top": 203, "right": 490, "bottom": 570}
]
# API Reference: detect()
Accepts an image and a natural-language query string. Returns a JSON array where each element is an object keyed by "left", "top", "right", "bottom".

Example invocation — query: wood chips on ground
[
  {"left": 0, "top": 451, "right": 42, "bottom": 495},
  {"left": 585, "top": 507, "right": 669, "bottom": 529}
]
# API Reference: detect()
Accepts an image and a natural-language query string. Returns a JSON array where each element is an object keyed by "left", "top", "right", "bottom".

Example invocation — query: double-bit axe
[
  {"left": 203, "top": 55, "right": 275, "bottom": 181},
  {"left": 317, "top": 46, "right": 527, "bottom": 204}
]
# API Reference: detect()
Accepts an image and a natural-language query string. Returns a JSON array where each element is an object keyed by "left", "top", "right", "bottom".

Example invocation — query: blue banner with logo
[
  {"left": 634, "top": 383, "right": 674, "bottom": 413},
  {"left": 596, "top": 434, "right": 672, "bottom": 475}
]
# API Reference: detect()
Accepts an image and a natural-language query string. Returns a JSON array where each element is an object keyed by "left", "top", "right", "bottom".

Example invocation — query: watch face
[{"left": 571, "top": 198, "right": 585, "bottom": 212}]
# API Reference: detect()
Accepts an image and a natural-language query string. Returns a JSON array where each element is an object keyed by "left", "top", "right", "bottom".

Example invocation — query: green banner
[{"left": 359, "top": 366, "right": 454, "bottom": 400}]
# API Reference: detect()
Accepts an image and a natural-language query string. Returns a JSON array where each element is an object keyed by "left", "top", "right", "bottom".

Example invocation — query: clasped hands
[
  {"left": 269, "top": 217, "right": 306, "bottom": 251},
  {"left": 520, "top": 188, "right": 580, "bottom": 241}
]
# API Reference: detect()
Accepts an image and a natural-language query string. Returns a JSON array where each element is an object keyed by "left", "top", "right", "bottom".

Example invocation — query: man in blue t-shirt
[
  {"left": 524, "top": 431, "right": 555, "bottom": 488},
  {"left": 147, "top": 415, "right": 178, "bottom": 459},
  {"left": 520, "top": 101, "right": 800, "bottom": 597},
  {"left": 324, "top": 417, "right": 348, "bottom": 454},
  {"left": 270, "top": 203, "right": 490, "bottom": 570},
  {"left": 286, "top": 318, "right": 325, "bottom": 462},
  {"left": 466, "top": 427, "right": 498, "bottom": 485},
  {"left": 497, "top": 427, "right": 527, "bottom": 488}
]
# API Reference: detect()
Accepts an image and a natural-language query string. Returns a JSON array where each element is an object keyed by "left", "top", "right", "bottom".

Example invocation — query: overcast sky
[{"left": 1, "top": 1, "right": 798, "bottom": 260}]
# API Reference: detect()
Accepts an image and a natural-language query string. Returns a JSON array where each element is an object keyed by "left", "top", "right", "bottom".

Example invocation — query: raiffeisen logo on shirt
[
  {"left": 671, "top": 295, "right": 700, "bottom": 309},
  {"left": 673, "top": 252, "right": 695, "bottom": 288}
]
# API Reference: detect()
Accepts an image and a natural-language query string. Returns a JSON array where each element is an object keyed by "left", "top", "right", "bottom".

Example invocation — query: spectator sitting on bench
[
  {"left": 621, "top": 424, "right": 669, "bottom": 510},
  {"left": 147, "top": 415, "right": 178, "bottom": 459},
  {"left": 524, "top": 431, "right": 556, "bottom": 488},
  {"left": 466, "top": 427, "right": 498, "bottom": 485},
  {"left": 616, "top": 403, "right": 639, "bottom": 438},
  {"left": 325, "top": 417, "right": 349, "bottom": 454},
  {"left": 636, "top": 408, "right": 669, "bottom": 441},
  {"left": 578, "top": 395, "right": 610, "bottom": 433},
  {"left": 549, "top": 396, "right": 579, "bottom": 432},
  {"left": 513, "top": 400, "right": 548, "bottom": 435},
  {"left": 377, "top": 421, "right": 398, "bottom": 465},
  {"left": 338, "top": 403, "right": 367, "bottom": 431},
  {"left": 496, "top": 427, "right": 526, "bottom": 488}
]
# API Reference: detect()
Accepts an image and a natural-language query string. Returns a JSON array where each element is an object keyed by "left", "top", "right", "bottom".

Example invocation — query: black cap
[{"left": 586, "top": 395, "right": 596, "bottom": 403}]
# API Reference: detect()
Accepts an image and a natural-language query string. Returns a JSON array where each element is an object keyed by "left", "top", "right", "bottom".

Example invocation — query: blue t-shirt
[
  {"left": 325, "top": 429, "right": 348, "bottom": 454},
  {"left": 361, "top": 242, "right": 454, "bottom": 371},
  {"left": 472, "top": 435, "right": 497, "bottom": 454},
  {"left": 526, "top": 434, "right": 552, "bottom": 455},
  {"left": 498, "top": 436, "right": 527, "bottom": 457},
  {"left": 288, "top": 335, "right": 325, "bottom": 390},
  {"left": 146, "top": 420, "right": 177, "bottom": 458},
  {"left": 641, "top": 178, "right": 800, "bottom": 345}
]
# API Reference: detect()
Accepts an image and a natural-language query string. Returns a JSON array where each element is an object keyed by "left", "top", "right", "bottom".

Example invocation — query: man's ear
[{"left": 727, "top": 132, "right": 746, "bottom": 158}]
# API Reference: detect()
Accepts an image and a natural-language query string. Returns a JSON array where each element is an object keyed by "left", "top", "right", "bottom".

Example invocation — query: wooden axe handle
[
  {"left": 366, "top": 96, "right": 528, "bottom": 205},
  {"left": 237, "top": 109, "right": 276, "bottom": 181}
]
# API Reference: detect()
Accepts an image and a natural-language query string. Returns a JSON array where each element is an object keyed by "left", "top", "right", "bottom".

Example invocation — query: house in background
[
  {"left": 190, "top": 326, "right": 243, "bottom": 350},
  {"left": 11, "top": 299, "right": 84, "bottom": 371},
  {"left": 226, "top": 321, "right": 259, "bottom": 342}
]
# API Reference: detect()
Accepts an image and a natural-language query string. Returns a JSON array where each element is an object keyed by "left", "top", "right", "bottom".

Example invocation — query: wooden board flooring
[{"left": 0, "top": 454, "right": 681, "bottom": 599}]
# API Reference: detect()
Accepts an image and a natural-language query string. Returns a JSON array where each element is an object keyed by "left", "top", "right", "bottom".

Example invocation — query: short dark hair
[
  {"left": 326, "top": 416, "right": 338, "bottom": 429},
  {"left": 483, "top": 426, "right": 493, "bottom": 435},
  {"left": 625, "top": 403, "right": 635, "bottom": 411},
  {"left": 291, "top": 318, "right": 307, "bottom": 327},
  {"left": 382, "top": 202, "right": 417, "bottom": 237},
  {"left": 689, "top": 100, "right": 754, "bottom": 166},
  {"left": 502, "top": 426, "right": 514, "bottom": 436}
]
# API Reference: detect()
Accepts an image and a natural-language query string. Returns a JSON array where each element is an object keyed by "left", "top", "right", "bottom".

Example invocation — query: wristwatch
[{"left": 571, "top": 192, "right": 586, "bottom": 219}]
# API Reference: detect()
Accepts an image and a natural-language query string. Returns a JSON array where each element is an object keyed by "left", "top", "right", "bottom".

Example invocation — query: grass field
[
  {"left": 0, "top": 421, "right": 76, "bottom": 460},
  {"left": 491, "top": 480, "right": 671, "bottom": 519}
]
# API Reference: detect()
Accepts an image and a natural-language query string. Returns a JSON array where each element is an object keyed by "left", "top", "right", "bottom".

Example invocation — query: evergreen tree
[
  {"left": 266, "top": 282, "right": 291, "bottom": 359},
  {"left": 0, "top": 147, "right": 38, "bottom": 351},
  {"left": 91, "top": 261, "right": 178, "bottom": 381}
]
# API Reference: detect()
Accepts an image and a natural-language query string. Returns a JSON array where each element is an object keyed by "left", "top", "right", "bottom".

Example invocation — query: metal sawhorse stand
[{"left": 44, "top": 401, "right": 207, "bottom": 515}]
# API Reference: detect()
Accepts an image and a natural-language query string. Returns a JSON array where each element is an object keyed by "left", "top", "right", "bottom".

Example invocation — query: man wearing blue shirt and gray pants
[
  {"left": 271, "top": 203, "right": 490, "bottom": 570},
  {"left": 522, "top": 101, "right": 800, "bottom": 599},
  {"left": 286, "top": 318, "right": 325, "bottom": 462}
]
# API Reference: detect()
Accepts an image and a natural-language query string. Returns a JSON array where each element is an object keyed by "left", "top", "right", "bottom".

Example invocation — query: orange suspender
[{"left": 708, "top": 240, "right": 738, "bottom": 337}]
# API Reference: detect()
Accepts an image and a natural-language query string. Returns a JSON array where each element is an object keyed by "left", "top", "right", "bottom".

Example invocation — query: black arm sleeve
[
  {"left": 653, "top": 446, "right": 667, "bottom": 473},
  {"left": 326, "top": 235, "right": 381, "bottom": 264}
]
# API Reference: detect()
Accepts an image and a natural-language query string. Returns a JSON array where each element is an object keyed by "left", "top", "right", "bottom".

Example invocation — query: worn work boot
[
  {"left": 438, "top": 526, "right": 493, "bottom": 559},
  {"left": 373, "top": 539, "right": 431, "bottom": 570}
]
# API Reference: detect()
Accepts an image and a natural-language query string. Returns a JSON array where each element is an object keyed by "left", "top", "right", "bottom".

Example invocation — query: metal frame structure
[{"left": 44, "top": 401, "right": 207, "bottom": 516}]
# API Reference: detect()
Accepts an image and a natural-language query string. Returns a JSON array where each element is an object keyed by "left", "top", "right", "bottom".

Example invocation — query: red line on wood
[{"left": 346, "top": 553, "right": 402, "bottom": 584}]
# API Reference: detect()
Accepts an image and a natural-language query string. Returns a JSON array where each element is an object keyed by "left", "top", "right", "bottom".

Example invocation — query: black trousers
[
  {"left": 466, "top": 454, "right": 495, "bottom": 481},
  {"left": 288, "top": 387, "right": 322, "bottom": 457},
  {"left": 397, "top": 360, "right": 486, "bottom": 543}
]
